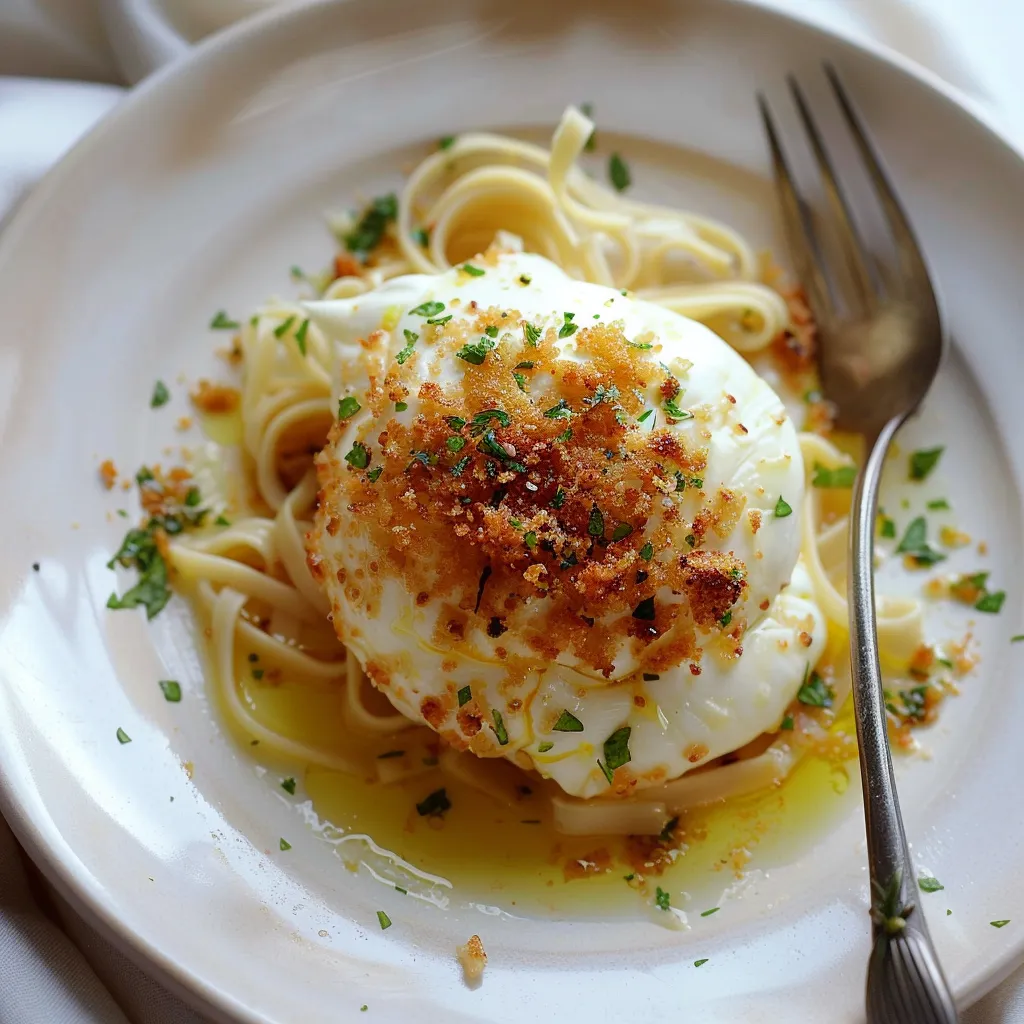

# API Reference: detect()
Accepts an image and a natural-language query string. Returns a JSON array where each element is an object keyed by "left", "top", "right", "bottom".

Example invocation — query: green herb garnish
[
  {"left": 553, "top": 710, "right": 584, "bottom": 732},
  {"left": 918, "top": 877, "right": 944, "bottom": 893},
  {"left": 926, "top": 498, "right": 950, "bottom": 511},
  {"left": 492, "top": 710, "right": 509, "bottom": 745},
  {"left": 210, "top": 310, "right": 239, "bottom": 330},
  {"left": 158, "top": 680, "right": 181, "bottom": 703},
  {"left": 558, "top": 312, "right": 578, "bottom": 338},
  {"left": 781, "top": 714, "right": 794, "bottom": 730},
  {"left": 377, "top": 910, "right": 392, "bottom": 930},
  {"left": 639, "top": 542, "right": 654, "bottom": 561},
  {"left": 700, "top": 907, "right": 719, "bottom": 917},
  {"left": 896, "top": 516, "right": 946, "bottom": 567},
  {"left": 367, "top": 466, "right": 384, "bottom": 483},
  {"left": 588, "top": 504, "right": 605, "bottom": 537},
  {"left": 344, "top": 194, "right": 397, "bottom": 257},
  {"left": 416, "top": 788, "right": 451, "bottom": 817},
  {"left": 544, "top": 399, "right": 572, "bottom": 420},
  {"left": 279, "top": 838, "right": 291, "bottom": 851},
  {"left": 663, "top": 397, "right": 692, "bottom": 421},
  {"left": 694, "top": 959, "right": 709, "bottom": 967},
  {"left": 456, "top": 336, "right": 495, "bottom": 364},
  {"left": 395, "top": 328, "right": 419, "bottom": 364},
  {"left": 409, "top": 301, "right": 445, "bottom": 317},
  {"left": 150, "top": 381, "right": 170, "bottom": 408},
  {"left": 609, "top": 153, "right": 631, "bottom": 192},
  {"left": 338, "top": 396, "right": 361, "bottom": 419},
  {"left": 344, "top": 443, "right": 370, "bottom": 469},
  {"left": 991, "top": 920, "right": 1011, "bottom": 928},
  {"left": 797, "top": 668, "right": 833, "bottom": 707},
  {"left": 611, "top": 523, "right": 633, "bottom": 541},
  {"left": 273, "top": 315, "right": 296, "bottom": 339},
  {"left": 457, "top": 685, "right": 472, "bottom": 706},
  {"left": 976, "top": 591, "right": 1006, "bottom": 614},
  {"left": 116, "top": 727, "right": 131, "bottom": 744},
  {"left": 909, "top": 446, "right": 944, "bottom": 481},
  {"left": 513, "top": 372, "right": 528, "bottom": 392},
  {"left": 603, "top": 726, "right": 631, "bottom": 771},
  {"left": 461, "top": 263, "right": 485, "bottom": 277},
  {"left": 281, "top": 777, "right": 297, "bottom": 795},
  {"left": 395, "top": 401, "right": 408, "bottom": 412},
  {"left": 774, "top": 496, "right": 792, "bottom": 518},
  {"left": 523, "top": 321, "right": 541, "bottom": 346},
  {"left": 446, "top": 436, "right": 467, "bottom": 453},
  {"left": 655, "top": 887, "right": 670, "bottom": 911},
  {"left": 811, "top": 462, "right": 857, "bottom": 488}
]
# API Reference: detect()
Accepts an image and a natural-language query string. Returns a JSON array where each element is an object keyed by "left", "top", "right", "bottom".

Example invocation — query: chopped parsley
[
  {"left": 395, "top": 401, "right": 408, "bottom": 412},
  {"left": 720, "top": 611, "right": 733, "bottom": 628},
  {"left": 637, "top": 409, "right": 654, "bottom": 424},
  {"left": 797, "top": 668, "right": 833, "bottom": 707},
  {"left": 700, "top": 907, "right": 719, "bottom": 917},
  {"left": 627, "top": 339, "right": 653, "bottom": 350},
  {"left": 581, "top": 102, "right": 596, "bottom": 150},
  {"left": 395, "top": 328, "right": 419, "bottom": 364},
  {"left": 551, "top": 486, "right": 567, "bottom": 509},
  {"left": 896, "top": 516, "right": 946, "bottom": 567},
  {"left": 116, "top": 727, "right": 131, "bottom": 744},
  {"left": 446, "top": 416, "right": 467, "bottom": 430},
  {"left": 409, "top": 300, "right": 445, "bottom": 317},
  {"left": 632, "top": 597, "right": 656, "bottom": 621},
  {"left": 273, "top": 315, "right": 296, "bottom": 339},
  {"left": 337, "top": 396, "right": 361, "bottom": 419},
  {"left": 694, "top": 959, "right": 709, "bottom": 968},
  {"left": 344, "top": 443, "right": 371, "bottom": 469},
  {"left": 544, "top": 399, "right": 572, "bottom": 420},
  {"left": 281, "top": 777, "right": 297, "bottom": 795},
  {"left": 106, "top": 524, "right": 172, "bottom": 620},
  {"left": 926, "top": 498, "right": 950, "bottom": 511},
  {"left": 918, "top": 877, "right": 944, "bottom": 893},
  {"left": 295, "top": 318, "right": 309, "bottom": 355},
  {"left": 456, "top": 336, "right": 495, "bottom": 365},
  {"left": 367, "top": 466, "right": 384, "bottom": 483},
  {"left": 538, "top": 741, "right": 554, "bottom": 753},
  {"left": 611, "top": 523, "right": 633, "bottom": 542},
  {"left": 209, "top": 310, "right": 239, "bottom": 330},
  {"left": 588, "top": 504, "right": 605, "bottom": 537},
  {"left": 654, "top": 886, "right": 670, "bottom": 911},
  {"left": 523, "top": 321, "right": 541, "bottom": 346},
  {"left": 344, "top": 194, "right": 397, "bottom": 257},
  {"left": 811, "top": 462, "right": 857, "bottom": 488},
  {"left": 558, "top": 312, "right": 578, "bottom": 338},
  {"left": 214, "top": 515, "right": 230, "bottom": 527},
  {"left": 976, "top": 590, "right": 1006, "bottom": 614},
  {"left": 415, "top": 788, "right": 451, "bottom": 817},
  {"left": 640, "top": 542, "right": 654, "bottom": 561},
  {"left": 439, "top": 136, "right": 456, "bottom": 150},
  {"left": 609, "top": 152, "right": 631, "bottom": 192},
  {"left": 1012, "top": 635, "right": 1024, "bottom": 643},
  {"left": 554, "top": 426, "right": 573, "bottom": 443},
  {"left": 513, "top": 372, "right": 528, "bottom": 392},
  {"left": 909, "top": 446, "right": 944, "bottom": 481},
  {"left": 492, "top": 709, "right": 509, "bottom": 745},
  {"left": 519, "top": 273, "right": 532, "bottom": 285},
  {"left": 450, "top": 455, "right": 471, "bottom": 476},
  {"left": 279, "top": 838, "right": 291, "bottom": 851},
  {"left": 470, "top": 409, "right": 511, "bottom": 433},
  {"left": 158, "top": 680, "right": 181, "bottom": 703},
  {"left": 780, "top": 714, "right": 794, "bottom": 730},
  {"left": 427, "top": 313, "right": 453, "bottom": 326},
  {"left": 663, "top": 396, "right": 692, "bottom": 421},
  {"left": 150, "top": 380, "right": 170, "bottom": 408},
  {"left": 604, "top": 726, "right": 631, "bottom": 771},
  {"left": 457, "top": 685, "right": 472, "bottom": 707},
  {"left": 523, "top": 531, "right": 538, "bottom": 549},
  {"left": 461, "top": 263, "right": 485, "bottom": 276},
  {"left": 446, "top": 436, "right": 467, "bottom": 453},
  {"left": 553, "top": 710, "right": 584, "bottom": 732},
  {"left": 774, "top": 496, "right": 792, "bottom": 518},
  {"left": 515, "top": 360, "right": 535, "bottom": 369},
  {"left": 879, "top": 516, "right": 897, "bottom": 538},
  {"left": 377, "top": 910, "right": 392, "bottom": 930},
  {"left": 991, "top": 920, "right": 1010, "bottom": 928}
]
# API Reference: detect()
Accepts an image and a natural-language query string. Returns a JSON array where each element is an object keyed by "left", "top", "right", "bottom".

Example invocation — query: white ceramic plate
[{"left": 1, "top": 1, "right": 1023, "bottom": 1021}]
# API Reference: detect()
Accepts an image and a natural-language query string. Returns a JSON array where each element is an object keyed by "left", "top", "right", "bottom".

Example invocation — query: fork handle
[{"left": 849, "top": 416, "right": 959, "bottom": 1024}]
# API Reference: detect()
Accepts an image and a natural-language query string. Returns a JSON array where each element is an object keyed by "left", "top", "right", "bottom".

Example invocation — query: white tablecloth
[{"left": 1, "top": 1, "right": 1022, "bottom": 1020}]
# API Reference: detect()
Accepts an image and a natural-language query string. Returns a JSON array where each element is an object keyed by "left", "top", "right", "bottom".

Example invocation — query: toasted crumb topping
[
  {"left": 190, "top": 379, "right": 240, "bottom": 414},
  {"left": 456, "top": 934, "right": 487, "bottom": 984},
  {"left": 98, "top": 459, "right": 117, "bottom": 490}
]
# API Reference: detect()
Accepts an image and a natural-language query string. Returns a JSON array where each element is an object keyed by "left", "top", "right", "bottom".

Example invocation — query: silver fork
[{"left": 758, "top": 69, "right": 958, "bottom": 1024}]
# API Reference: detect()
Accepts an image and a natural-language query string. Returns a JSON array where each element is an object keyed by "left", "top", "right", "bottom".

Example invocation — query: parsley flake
[
  {"left": 513, "top": 371, "right": 528, "bottom": 392},
  {"left": 558, "top": 312, "right": 578, "bottom": 338},
  {"left": 209, "top": 310, "right": 239, "bottom": 330},
  {"left": 377, "top": 910, "right": 392, "bottom": 930},
  {"left": 896, "top": 517, "right": 946, "bottom": 567},
  {"left": 447, "top": 436, "right": 466, "bottom": 453},
  {"left": 538, "top": 741, "right": 554, "bottom": 753},
  {"left": 604, "top": 726, "right": 631, "bottom": 771},
  {"left": 492, "top": 710, "right": 509, "bottom": 745},
  {"left": 427, "top": 313, "right": 453, "bottom": 326},
  {"left": 774, "top": 496, "right": 793, "bottom": 518},
  {"left": 523, "top": 321, "right": 541, "bottom": 346},
  {"left": 663, "top": 396, "right": 692, "bottom": 421},
  {"left": 609, "top": 153, "right": 631, "bottom": 192},
  {"left": 918, "top": 877, "right": 944, "bottom": 893},
  {"left": 797, "top": 668, "right": 833, "bottom": 707},
  {"left": 338, "top": 396, "right": 361, "bottom": 419},
  {"left": 344, "top": 443, "right": 371, "bottom": 469},
  {"left": 281, "top": 777, "right": 297, "bottom": 795},
  {"left": 781, "top": 714, "right": 794, "bottom": 730},
  {"left": 991, "top": 920, "right": 1011, "bottom": 928},
  {"left": 395, "top": 401, "right": 408, "bottom": 412},
  {"left": 273, "top": 315, "right": 296, "bottom": 339},
  {"left": 409, "top": 300, "right": 445, "bottom": 317},
  {"left": 279, "top": 838, "right": 291, "bottom": 851},
  {"left": 694, "top": 959, "right": 709, "bottom": 968},
  {"left": 926, "top": 498, "right": 950, "bottom": 511},
  {"left": 655, "top": 887, "right": 671, "bottom": 911},
  {"left": 588, "top": 504, "right": 605, "bottom": 537},
  {"left": 910, "top": 446, "right": 944, "bottom": 481},
  {"left": 456, "top": 336, "right": 495, "bottom": 365},
  {"left": 637, "top": 409, "right": 654, "bottom": 424},
  {"left": 611, "top": 523, "right": 633, "bottom": 541},
  {"left": 551, "top": 486, "right": 567, "bottom": 509},
  {"left": 344, "top": 194, "right": 397, "bottom": 257},
  {"left": 544, "top": 399, "right": 572, "bottom": 420},
  {"left": 116, "top": 727, "right": 131, "bottom": 744},
  {"left": 553, "top": 710, "right": 584, "bottom": 732},
  {"left": 415, "top": 788, "right": 451, "bottom": 817},
  {"left": 811, "top": 462, "right": 857, "bottom": 488},
  {"left": 976, "top": 590, "right": 1006, "bottom": 614},
  {"left": 457, "top": 685, "right": 472, "bottom": 707},
  {"left": 396, "top": 328, "right": 419, "bottom": 364},
  {"left": 640, "top": 542, "right": 654, "bottom": 561},
  {"left": 461, "top": 263, "right": 485, "bottom": 277},
  {"left": 158, "top": 680, "right": 181, "bottom": 702},
  {"left": 150, "top": 381, "right": 170, "bottom": 408}
]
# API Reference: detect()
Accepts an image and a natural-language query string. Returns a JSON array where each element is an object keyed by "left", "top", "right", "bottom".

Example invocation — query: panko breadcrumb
[{"left": 456, "top": 935, "right": 487, "bottom": 984}]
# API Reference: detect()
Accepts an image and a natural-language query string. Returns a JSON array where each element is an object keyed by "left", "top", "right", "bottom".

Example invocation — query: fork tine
[
  {"left": 824, "top": 64, "right": 931, "bottom": 285},
  {"left": 757, "top": 94, "right": 835, "bottom": 324},
  {"left": 787, "top": 75, "right": 878, "bottom": 310}
]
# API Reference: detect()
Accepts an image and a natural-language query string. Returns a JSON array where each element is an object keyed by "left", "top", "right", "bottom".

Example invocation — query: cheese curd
[{"left": 306, "top": 251, "right": 826, "bottom": 799}]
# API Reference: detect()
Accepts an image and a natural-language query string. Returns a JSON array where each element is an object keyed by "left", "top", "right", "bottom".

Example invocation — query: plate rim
[{"left": 1, "top": 0, "right": 1022, "bottom": 1020}]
